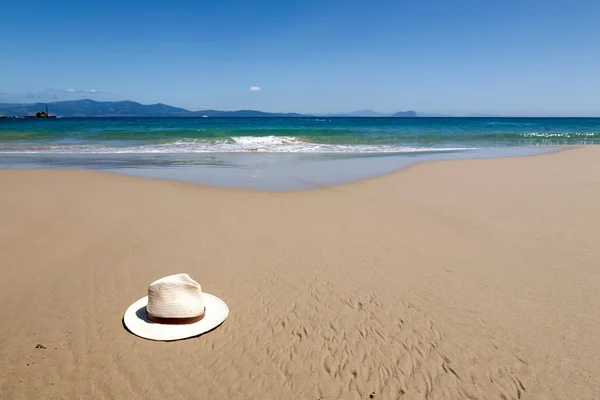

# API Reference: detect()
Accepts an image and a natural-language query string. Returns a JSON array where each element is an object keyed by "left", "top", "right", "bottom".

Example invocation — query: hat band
[{"left": 147, "top": 307, "right": 206, "bottom": 325}]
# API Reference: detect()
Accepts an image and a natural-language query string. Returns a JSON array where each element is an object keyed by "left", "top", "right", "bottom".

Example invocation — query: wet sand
[
  {"left": 1, "top": 146, "right": 599, "bottom": 399},
  {"left": 0, "top": 146, "right": 558, "bottom": 191}
]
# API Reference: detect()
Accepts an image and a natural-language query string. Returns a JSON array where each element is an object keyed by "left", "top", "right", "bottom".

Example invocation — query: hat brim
[{"left": 123, "top": 293, "right": 229, "bottom": 341}]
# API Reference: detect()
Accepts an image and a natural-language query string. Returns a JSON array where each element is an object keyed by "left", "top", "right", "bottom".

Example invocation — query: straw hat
[{"left": 123, "top": 273, "right": 229, "bottom": 341}]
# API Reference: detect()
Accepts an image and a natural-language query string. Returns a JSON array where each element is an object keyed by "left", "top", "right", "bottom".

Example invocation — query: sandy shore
[{"left": 1, "top": 147, "right": 599, "bottom": 399}]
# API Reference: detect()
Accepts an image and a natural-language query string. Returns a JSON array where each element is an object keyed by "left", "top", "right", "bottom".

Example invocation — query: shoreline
[
  {"left": 1, "top": 146, "right": 599, "bottom": 399},
  {"left": 0, "top": 146, "right": 565, "bottom": 191}
]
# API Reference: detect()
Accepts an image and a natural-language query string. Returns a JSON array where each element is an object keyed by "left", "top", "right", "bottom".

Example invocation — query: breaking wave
[{"left": 0, "top": 135, "right": 477, "bottom": 154}]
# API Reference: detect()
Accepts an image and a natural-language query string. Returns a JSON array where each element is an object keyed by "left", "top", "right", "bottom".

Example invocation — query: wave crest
[
  {"left": 230, "top": 136, "right": 304, "bottom": 146},
  {"left": 522, "top": 132, "right": 598, "bottom": 138},
  {"left": 0, "top": 135, "right": 477, "bottom": 154}
]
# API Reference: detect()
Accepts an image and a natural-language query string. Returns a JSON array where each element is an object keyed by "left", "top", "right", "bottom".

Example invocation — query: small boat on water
[{"left": 27, "top": 105, "right": 57, "bottom": 119}]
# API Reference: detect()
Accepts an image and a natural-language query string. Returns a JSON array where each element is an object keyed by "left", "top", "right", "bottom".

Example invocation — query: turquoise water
[
  {"left": 0, "top": 117, "right": 587, "bottom": 189},
  {"left": 1, "top": 117, "right": 599, "bottom": 153}
]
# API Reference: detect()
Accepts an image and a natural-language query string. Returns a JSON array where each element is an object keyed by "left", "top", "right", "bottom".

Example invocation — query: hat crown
[{"left": 146, "top": 274, "right": 205, "bottom": 319}]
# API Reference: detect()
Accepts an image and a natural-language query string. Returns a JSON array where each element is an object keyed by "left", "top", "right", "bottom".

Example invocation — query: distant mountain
[
  {"left": 0, "top": 100, "right": 310, "bottom": 118},
  {"left": 391, "top": 111, "right": 418, "bottom": 117},
  {"left": 0, "top": 100, "right": 188, "bottom": 117},
  {"left": 186, "top": 109, "right": 307, "bottom": 118},
  {"left": 327, "top": 110, "right": 389, "bottom": 117},
  {"left": 324, "top": 110, "right": 420, "bottom": 117},
  {"left": 0, "top": 100, "right": 422, "bottom": 118}
]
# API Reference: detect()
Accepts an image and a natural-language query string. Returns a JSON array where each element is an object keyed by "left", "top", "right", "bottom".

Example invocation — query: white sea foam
[
  {"left": 522, "top": 132, "right": 597, "bottom": 138},
  {"left": 0, "top": 136, "right": 477, "bottom": 154},
  {"left": 230, "top": 135, "right": 303, "bottom": 146}
]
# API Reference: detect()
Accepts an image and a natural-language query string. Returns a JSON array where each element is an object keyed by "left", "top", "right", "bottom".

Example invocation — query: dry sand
[{"left": 1, "top": 147, "right": 599, "bottom": 399}]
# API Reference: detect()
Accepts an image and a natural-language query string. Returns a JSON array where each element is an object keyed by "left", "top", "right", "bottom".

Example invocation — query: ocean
[
  {"left": 1, "top": 117, "right": 599, "bottom": 153},
  {"left": 0, "top": 117, "right": 597, "bottom": 189}
]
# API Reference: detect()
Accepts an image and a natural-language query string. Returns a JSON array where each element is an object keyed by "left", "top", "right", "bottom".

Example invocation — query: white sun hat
[{"left": 123, "top": 273, "right": 229, "bottom": 341}]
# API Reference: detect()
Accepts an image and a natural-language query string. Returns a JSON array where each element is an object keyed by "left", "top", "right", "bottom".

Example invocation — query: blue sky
[{"left": 1, "top": 0, "right": 599, "bottom": 115}]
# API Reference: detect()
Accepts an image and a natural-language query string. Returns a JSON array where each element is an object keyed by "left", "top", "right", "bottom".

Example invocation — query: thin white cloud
[
  {"left": 64, "top": 88, "right": 101, "bottom": 94},
  {"left": 249, "top": 86, "right": 261, "bottom": 92}
]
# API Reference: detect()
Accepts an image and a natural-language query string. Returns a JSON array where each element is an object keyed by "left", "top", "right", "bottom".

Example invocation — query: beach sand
[{"left": 1, "top": 147, "right": 599, "bottom": 399}]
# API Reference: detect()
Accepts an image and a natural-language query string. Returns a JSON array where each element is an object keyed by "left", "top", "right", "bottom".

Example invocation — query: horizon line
[{"left": 1, "top": 99, "right": 598, "bottom": 118}]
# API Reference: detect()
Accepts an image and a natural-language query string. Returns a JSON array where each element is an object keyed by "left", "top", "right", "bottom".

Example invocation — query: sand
[{"left": 1, "top": 147, "right": 599, "bottom": 399}]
